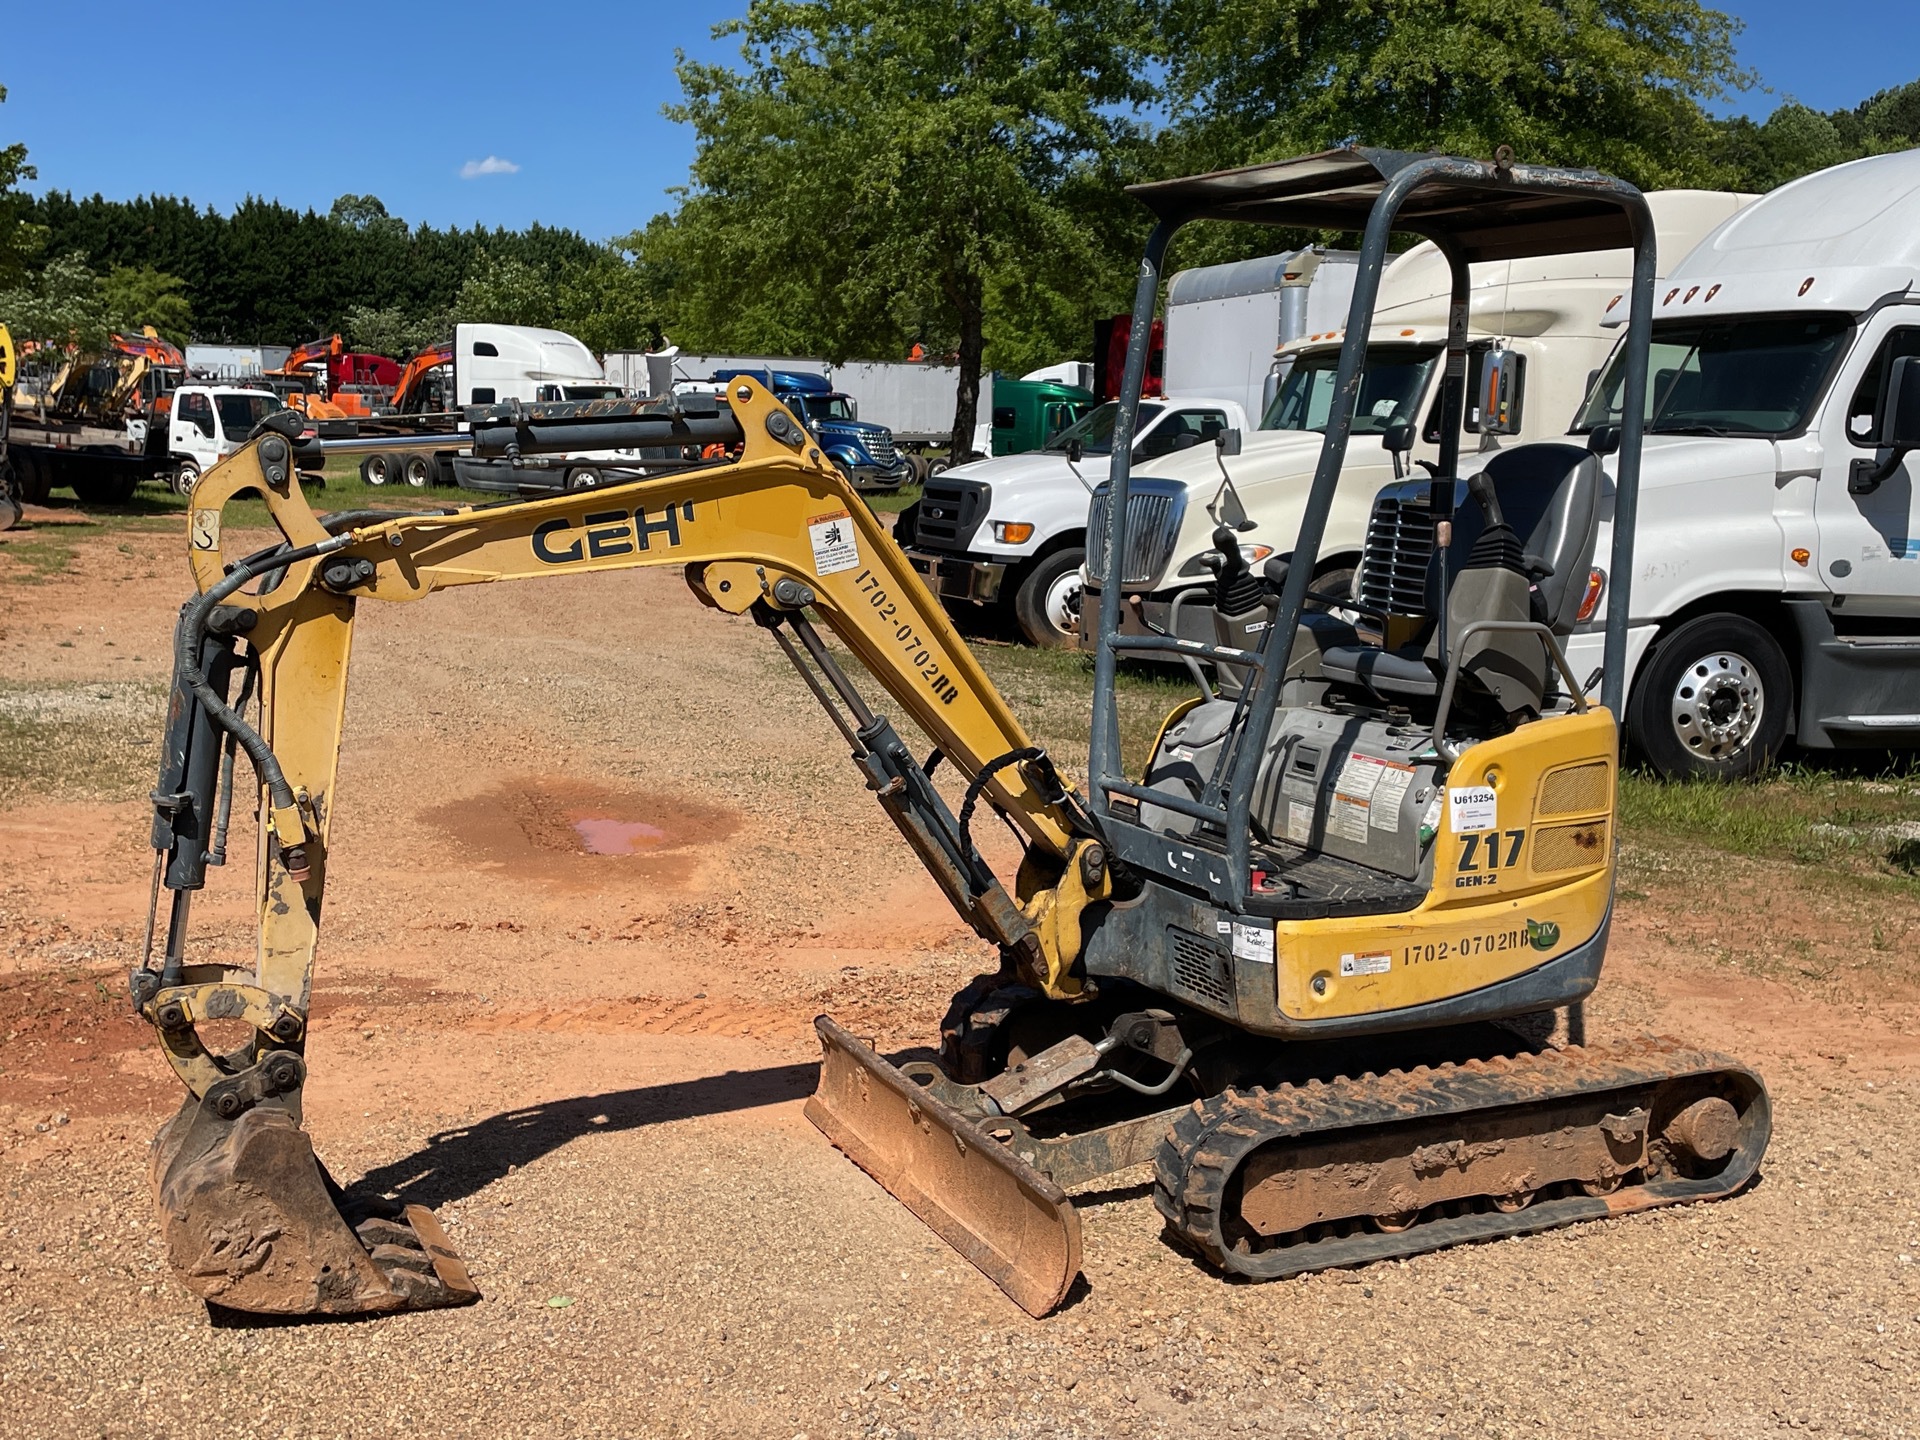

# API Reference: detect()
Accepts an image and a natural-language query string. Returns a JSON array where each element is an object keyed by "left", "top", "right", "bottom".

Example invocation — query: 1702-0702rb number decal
[
  {"left": 853, "top": 568, "right": 961, "bottom": 704},
  {"left": 1404, "top": 917, "right": 1562, "bottom": 965}
]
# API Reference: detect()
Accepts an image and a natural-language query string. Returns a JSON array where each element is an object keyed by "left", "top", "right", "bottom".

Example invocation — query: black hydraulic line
[
  {"left": 785, "top": 611, "right": 880, "bottom": 729},
  {"left": 957, "top": 748, "right": 1044, "bottom": 894},
  {"left": 763, "top": 618, "right": 866, "bottom": 753},
  {"left": 174, "top": 531, "right": 353, "bottom": 820},
  {"left": 208, "top": 656, "right": 258, "bottom": 867}
]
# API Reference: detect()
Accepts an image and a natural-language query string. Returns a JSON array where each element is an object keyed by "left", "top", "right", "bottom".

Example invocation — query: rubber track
[{"left": 1152, "top": 1035, "right": 1770, "bottom": 1279}]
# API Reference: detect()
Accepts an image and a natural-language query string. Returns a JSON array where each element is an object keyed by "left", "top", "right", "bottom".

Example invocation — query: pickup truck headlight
[{"left": 991, "top": 521, "right": 1036, "bottom": 544}]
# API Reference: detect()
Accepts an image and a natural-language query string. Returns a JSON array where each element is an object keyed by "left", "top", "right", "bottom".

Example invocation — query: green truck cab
[{"left": 986, "top": 376, "right": 1096, "bottom": 457}]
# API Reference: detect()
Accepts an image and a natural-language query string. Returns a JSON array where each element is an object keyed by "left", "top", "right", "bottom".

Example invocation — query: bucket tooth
[
  {"left": 805, "top": 1014, "right": 1082, "bottom": 1317},
  {"left": 150, "top": 1096, "right": 479, "bottom": 1316}
]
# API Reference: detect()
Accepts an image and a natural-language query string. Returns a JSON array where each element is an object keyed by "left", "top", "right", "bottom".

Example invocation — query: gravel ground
[{"left": 2, "top": 529, "right": 1917, "bottom": 1439}]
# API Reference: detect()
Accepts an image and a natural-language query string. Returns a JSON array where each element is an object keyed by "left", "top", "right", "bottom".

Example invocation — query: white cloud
[{"left": 459, "top": 155, "right": 520, "bottom": 180}]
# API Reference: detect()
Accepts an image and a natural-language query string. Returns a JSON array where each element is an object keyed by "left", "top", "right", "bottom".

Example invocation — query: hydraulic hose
[{"left": 173, "top": 531, "right": 354, "bottom": 819}]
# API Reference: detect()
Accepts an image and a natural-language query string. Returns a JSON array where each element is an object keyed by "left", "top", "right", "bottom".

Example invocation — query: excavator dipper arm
[{"left": 136, "top": 381, "right": 1101, "bottom": 1317}]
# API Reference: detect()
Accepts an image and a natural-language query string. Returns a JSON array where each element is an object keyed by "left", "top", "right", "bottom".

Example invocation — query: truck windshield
[
  {"left": 1045, "top": 401, "right": 1164, "bottom": 456},
  {"left": 1575, "top": 315, "right": 1853, "bottom": 438},
  {"left": 1261, "top": 347, "right": 1438, "bottom": 435},
  {"left": 796, "top": 395, "right": 855, "bottom": 422},
  {"left": 215, "top": 392, "right": 285, "bottom": 437},
  {"left": 563, "top": 386, "right": 623, "bottom": 400}
]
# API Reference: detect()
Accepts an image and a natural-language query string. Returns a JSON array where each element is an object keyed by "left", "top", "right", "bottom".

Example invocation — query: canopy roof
[{"left": 1127, "top": 147, "right": 1644, "bottom": 263}]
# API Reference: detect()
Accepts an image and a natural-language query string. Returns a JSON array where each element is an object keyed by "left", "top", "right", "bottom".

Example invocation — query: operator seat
[{"left": 1319, "top": 442, "right": 1602, "bottom": 716}]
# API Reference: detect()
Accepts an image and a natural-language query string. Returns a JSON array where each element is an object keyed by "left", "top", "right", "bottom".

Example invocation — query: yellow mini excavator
[{"left": 134, "top": 150, "right": 1769, "bottom": 1320}]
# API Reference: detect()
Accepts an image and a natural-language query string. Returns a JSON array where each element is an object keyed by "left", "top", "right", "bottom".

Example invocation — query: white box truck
[
  {"left": 1547, "top": 146, "right": 1920, "bottom": 777},
  {"left": 1162, "top": 249, "right": 1358, "bottom": 421},
  {"left": 1081, "top": 189, "right": 1752, "bottom": 651}
]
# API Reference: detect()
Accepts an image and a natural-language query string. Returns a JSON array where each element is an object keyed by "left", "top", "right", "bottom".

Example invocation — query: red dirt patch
[
  {"left": 422, "top": 776, "right": 741, "bottom": 887},
  {"left": 0, "top": 968, "right": 174, "bottom": 1117}
]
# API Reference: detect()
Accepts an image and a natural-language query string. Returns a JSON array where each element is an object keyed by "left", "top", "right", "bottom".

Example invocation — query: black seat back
[{"left": 1426, "top": 442, "right": 1601, "bottom": 634}]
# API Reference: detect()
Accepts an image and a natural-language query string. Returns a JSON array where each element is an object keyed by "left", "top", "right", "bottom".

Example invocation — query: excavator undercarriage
[{"left": 132, "top": 149, "right": 1771, "bottom": 1323}]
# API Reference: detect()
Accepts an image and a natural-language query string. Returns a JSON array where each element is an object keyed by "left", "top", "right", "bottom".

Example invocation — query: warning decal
[{"left": 808, "top": 512, "right": 860, "bottom": 576}]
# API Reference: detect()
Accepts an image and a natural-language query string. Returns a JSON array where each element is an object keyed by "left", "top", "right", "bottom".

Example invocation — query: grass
[
  {"left": 1619, "top": 763, "right": 1920, "bottom": 878},
  {"left": 0, "top": 680, "right": 168, "bottom": 806}
]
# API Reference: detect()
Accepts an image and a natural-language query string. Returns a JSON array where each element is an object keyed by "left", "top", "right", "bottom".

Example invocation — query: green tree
[
  {"left": 657, "top": 0, "right": 1153, "bottom": 455},
  {"left": 342, "top": 302, "right": 452, "bottom": 357},
  {"left": 98, "top": 264, "right": 193, "bottom": 343},
  {"left": 1159, "top": 0, "right": 1751, "bottom": 189},
  {"left": 0, "top": 250, "right": 111, "bottom": 354},
  {"left": 455, "top": 250, "right": 557, "bottom": 327},
  {"left": 0, "top": 84, "right": 44, "bottom": 288}
]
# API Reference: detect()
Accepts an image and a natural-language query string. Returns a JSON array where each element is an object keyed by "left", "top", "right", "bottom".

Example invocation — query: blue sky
[{"left": 3, "top": 1, "right": 1914, "bottom": 243}]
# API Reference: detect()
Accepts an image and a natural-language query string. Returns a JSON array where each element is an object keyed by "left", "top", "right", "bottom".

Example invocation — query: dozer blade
[
  {"left": 150, "top": 1095, "right": 480, "bottom": 1316},
  {"left": 805, "top": 1014, "right": 1082, "bottom": 1317}
]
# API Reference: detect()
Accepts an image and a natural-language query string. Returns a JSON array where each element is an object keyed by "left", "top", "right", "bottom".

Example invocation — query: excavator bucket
[
  {"left": 150, "top": 1096, "right": 479, "bottom": 1316},
  {"left": 805, "top": 1015, "right": 1082, "bottom": 1317}
]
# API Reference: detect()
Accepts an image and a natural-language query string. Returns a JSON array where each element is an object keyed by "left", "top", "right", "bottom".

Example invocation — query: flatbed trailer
[{"left": 5, "top": 404, "right": 165, "bottom": 506}]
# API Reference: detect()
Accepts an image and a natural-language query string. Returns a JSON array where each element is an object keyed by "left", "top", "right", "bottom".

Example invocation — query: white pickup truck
[
  {"left": 1543, "top": 146, "right": 1920, "bottom": 777},
  {"left": 1079, "top": 190, "right": 1751, "bottom": 650},
  {"left": 903, "top": 395, "right": 1250, "bottom": 645}
]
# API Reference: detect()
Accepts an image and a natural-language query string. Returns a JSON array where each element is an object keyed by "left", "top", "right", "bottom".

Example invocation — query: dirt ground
[{"left": 2, "top": 520, "right": 1917, "bottom": 1440}]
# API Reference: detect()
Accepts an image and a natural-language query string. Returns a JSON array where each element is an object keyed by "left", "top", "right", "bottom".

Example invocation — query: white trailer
[
  {"left": 185, "top": 344, "right": 291, "bottom": 381},
  {"left": 1162, "top": 249, "right": 1359, "bottom": 421}
]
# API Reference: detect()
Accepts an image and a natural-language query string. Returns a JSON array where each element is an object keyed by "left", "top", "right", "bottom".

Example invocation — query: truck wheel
[
  {"left": 360, "top": 453, "right": 397, "bottom": 486},
  {"left": 0, "top": 495, "right": 18, "bottom": 532},
  {"left": 72, "top": 474, "right": 138, "bottom": 506},
  {"left": 1013, "top": 546, "right": 1087, "bottom": 648},
  {"left": 170, "top": 459, "right": 201, "bottom": 497},
  {"left": 16, "top": 453, "right": 52, "bottom": 505},
  {"left": 926, "top": 455, "right": 952, "bottom": 480},
  {"left": 564, "top": 467, "right": 603, "bottom": 491},
  {"left": 1627, "top": 614, "right": 1792, "bottom": 781},
  {"left": 402, "top": 453, "right": 436, "bottom": 488}
]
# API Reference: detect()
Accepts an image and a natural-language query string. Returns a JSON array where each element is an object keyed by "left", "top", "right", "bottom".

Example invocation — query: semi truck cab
[{"left": 713, "top": 368, "right": 914, "bottom": 492}]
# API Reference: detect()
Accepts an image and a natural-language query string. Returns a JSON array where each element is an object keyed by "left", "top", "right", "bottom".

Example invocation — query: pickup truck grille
[
  {"left": 915, "top": 478, "right": 991, "bottom": 550},
  {"left": 1087, "top": 479, "right": 1187, "bottom": 588},
  {"left": 1356, "top": 494, "right": 1438, "bottom": 615}
]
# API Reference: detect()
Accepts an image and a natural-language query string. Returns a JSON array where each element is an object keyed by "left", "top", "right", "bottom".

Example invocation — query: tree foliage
[
  {"left": 1708, "top": 77, "right": 1920, "bottom": 191},
  {"left": 0, "top": 251, "right": 111, "bottom": 353},
  {"left": 647, "top": 0, "right": 1154, "bottom": 452},
  {"left": 99, "top": 265, "right": 192, "bottom": 344},
  {"left": 0, "top": 85, "right": 44, "bottom": 289}
]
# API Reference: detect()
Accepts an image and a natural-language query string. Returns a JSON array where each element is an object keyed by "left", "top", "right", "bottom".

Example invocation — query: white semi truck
[
  {"left": 1546, "top": 146, "right": 1920, "bottom": 777},
  {"left": 1080, "top": 190, "right": 1752, "bottom": 650}
]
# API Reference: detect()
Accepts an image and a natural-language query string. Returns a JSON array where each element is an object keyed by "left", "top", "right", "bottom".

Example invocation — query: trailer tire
[
  {"left": 16, "top": 452, "right": 52, "bottom": 505},
  {"left": 906, "top": 453, "right": 930, "bottom": 485},
  {"left": 1627, "top": 613, "right": 1792, "bottom": 781},
  {"left": 402, "top": 453, "right": 436, "bottom": 488},
  {"left": 170, "top": 459, "right": 201, "bottom": 497},
  {"left": 0, "top": 495, "right": 19, "bottom": 532},
  {"left": 361, "top": 453, "right": 399, "bottom": 486},
  {"left": 564, "top": 467, "right": 603, "bottom": 492},
  {"left": 1013, "top": 546, "right": 1087, "bottom": 648},
  {"left": 925, "top": 455, "right": 953, "bottom": 480},
  {"left": 72, "top": 473, "right": 139, "bottom": 506}
]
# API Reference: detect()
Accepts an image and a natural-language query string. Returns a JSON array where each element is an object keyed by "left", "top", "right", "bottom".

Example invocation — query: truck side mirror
[
  {"left": 1381, "top": 420, "right": 1413, "bottom": 479},
  {"left": 1066, "top": 438, "right": 1083, "bottom": 464},
  {"left": 1853, "top": 355, "right": 1920, "bottom": 494},
  {"left": 1587, "top": 424, "right": 1621, "bottom": 457},
  {"left": 1215, "top": 427, "right": 1242, "bottom": 457},
  {"left": 1479, "top": 349, "right": 1525, "bottom": 436}
]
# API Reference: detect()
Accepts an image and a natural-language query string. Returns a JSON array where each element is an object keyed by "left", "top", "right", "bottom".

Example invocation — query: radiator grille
[
  {"left": 864, "top": 431, "right": 897, "bottom": 464},
  {"left": 1087, "top": 480, "right": 1188, "bottom": 588},
  {"left": 1532, "top": 820, "right": 1610, "bottom": 873},
  {"left": 914, "top": 478, "right": 991, "bottom": 549},
  {"left": 1538, "top": 761, "right": 1611, "bottom": 817},
  {"left": 1166, "top": 927, "right": 1235, "bottom": 1009},
  {"left": 1356, "top": 496, "right": 1438, "bottom": 614}
]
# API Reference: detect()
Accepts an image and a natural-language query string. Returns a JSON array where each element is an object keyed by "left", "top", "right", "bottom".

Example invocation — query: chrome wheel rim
[
  {"left": 1042, "top": 568, "right": 1082, "bottom": 637},
  {"left": 1670, "top": 650, "right": 1764, "bottom": 760}
]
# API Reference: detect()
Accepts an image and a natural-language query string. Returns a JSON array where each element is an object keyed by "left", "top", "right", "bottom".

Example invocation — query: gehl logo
[{"left": 531, "top": 503, "right": 696, "bottom": 564}]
